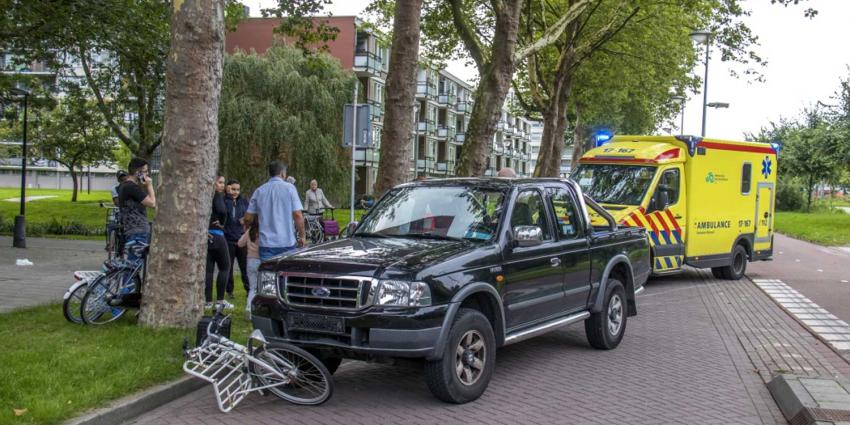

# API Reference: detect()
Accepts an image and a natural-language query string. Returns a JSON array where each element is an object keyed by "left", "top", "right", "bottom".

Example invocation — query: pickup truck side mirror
[
  {"left": 342, "top": 221, "right": 359, "bottom": 238},
  {"left": 513, "top": 225, "right": 543, "bottom": 247}
]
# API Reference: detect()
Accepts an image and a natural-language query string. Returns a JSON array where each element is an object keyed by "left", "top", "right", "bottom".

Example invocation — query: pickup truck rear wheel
[
  {"left": 585, "top": 279, "right": 627, "bottom": 350},
  {"left": 424, "top": 308, "right": 495, "bottom": 404}
]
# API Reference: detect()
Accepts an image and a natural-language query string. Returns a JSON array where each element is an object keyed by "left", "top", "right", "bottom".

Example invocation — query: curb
[{"left": 63, "top": 376, "right": 205, "bottom": 425}]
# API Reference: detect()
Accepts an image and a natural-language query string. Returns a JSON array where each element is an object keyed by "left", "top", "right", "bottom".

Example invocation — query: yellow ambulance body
[{"left": 574, "top": 135, "right": 777, "bottom": 279}]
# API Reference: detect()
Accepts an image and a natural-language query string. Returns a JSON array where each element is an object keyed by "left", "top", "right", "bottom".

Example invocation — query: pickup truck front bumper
[{"left": 250, "top": 296, "right": 448, "bottom": 359}]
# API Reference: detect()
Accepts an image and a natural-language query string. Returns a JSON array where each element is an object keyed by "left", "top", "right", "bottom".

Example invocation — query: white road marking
[
  {"left": 752, "top": 278, "right": 850, "bottom": 355},
  {"left": 795, "top": 259, "right": 801, "bottom": 262},
  {"left": 817, "top": 269, "right": 823, "bottom": 272},
  {"left": 842, "top": 280, "right": 849, "bottom": 283}
]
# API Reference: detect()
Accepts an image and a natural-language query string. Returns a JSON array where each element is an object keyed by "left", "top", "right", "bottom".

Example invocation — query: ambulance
[{"left": 574, "top": 135, "right": 778, "bottom": 279}]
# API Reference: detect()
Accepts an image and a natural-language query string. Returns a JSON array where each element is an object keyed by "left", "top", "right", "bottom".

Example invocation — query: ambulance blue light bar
[{"left": 594, "top": 130, "right": 613, "bottom": 147}]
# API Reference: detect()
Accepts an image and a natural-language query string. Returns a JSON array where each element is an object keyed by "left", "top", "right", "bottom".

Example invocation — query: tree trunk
[
  {"left": 533, "top": 60, "right": 574, "bottom": 177},
  {"left": 374, "top": 0, "right": 423, "bottom": 194},
  {"left": 139, "top": 0, "right": 224, "bottom": 328},
  {"left": 807, "top": 175, "right": 814, "bottom": 211},
  {"left": 570, "top": 105, "right": 587, "bottom": 172},
  {"left": 455, "top": 1, "right": 523, "bottom": 177},
  {"left": 69, "top": 167, "right": 78, "bottom": 202}
]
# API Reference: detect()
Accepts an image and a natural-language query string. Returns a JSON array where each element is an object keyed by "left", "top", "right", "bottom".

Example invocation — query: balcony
[
  {"left": 437, "top": 93, "right": 457, "bottom": 106},
  {"left": 416, "top": 120, "right": 434, "bottom": 135},
  {"left": 368, "top": 100, "right": 383, "bottom": 119},
  {"left": 455, "top": 101, "right": 470, "bottom": 113},
  {"left": 436, "top": 126, "right": 453, "bottom": 139},
  {"left": 353, "top": 51, "right": 383, "bottom": 76},
  {"left": 455, "top": 133, "right": 465, "bottom": 143},
  {"left": 416, "top": 82, "right": 437, "bottom": 99}
]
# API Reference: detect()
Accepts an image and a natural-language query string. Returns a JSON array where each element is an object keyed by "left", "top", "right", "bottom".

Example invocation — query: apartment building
[{"left": 226, "top": 16, "right": 534, "bottom": 195}]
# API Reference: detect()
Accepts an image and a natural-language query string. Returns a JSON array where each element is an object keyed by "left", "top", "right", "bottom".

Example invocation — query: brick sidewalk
[
  {"left": 129, "top": 270, "right": 790, "bottom": 425},
  {"left": 0, "top": 236, "right": 104, "bottom": 312}
]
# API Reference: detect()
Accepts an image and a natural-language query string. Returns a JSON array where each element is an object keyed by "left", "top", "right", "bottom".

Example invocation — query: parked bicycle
[
  {"left": 79, "top": 241, "right": 148, "bottom": 325},
  {"left": 100, "top": 202, "right": 124, "bottom": 261},
  {"left": 62, "top": 270, "right": 108, "bottom": 324},
  {"left": 183, "top": 306, "right": 333, "bottom": 412}
]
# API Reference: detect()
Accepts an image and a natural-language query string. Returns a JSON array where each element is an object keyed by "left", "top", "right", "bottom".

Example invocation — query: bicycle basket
[{"left": 183, "top": 344, "right": 251, "bottom": 413}]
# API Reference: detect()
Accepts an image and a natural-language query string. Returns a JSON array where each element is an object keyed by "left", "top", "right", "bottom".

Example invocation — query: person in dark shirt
[
  {"left": 205, "top": 175, "right": 231, "bottom": 309},
  {"left": 223, "top": 179, "right": 249, "bottom": 298},
  {"left": 118, "top": 158, "right": 156, "bottom": 265}
]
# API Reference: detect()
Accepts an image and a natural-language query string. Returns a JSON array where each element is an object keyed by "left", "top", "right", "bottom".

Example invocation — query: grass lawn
[
  {"left": 0, "top": 188, "right": 113, "bottom": 238},
  {"left": 0, "top": 187, "right": 366, "bottom": 239},
  {"left": 0, "top": 281, "right": 252, "bottom": 425},
  {"left": 775, "top": 209, "right": 850, "bottom": 246}
]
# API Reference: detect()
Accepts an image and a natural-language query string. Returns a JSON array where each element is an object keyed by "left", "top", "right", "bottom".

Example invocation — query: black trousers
[
  {"left": 226, "top": 241, "right": 248, "bottom": 293},
  {"left": 205, "top": 233, "right": 230, "bottom": 302}
]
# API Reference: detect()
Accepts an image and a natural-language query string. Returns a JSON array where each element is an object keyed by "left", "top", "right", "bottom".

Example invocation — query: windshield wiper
[
  {"left": 353, "top": 232, "right": 388, "bottom": 238},
  {"left": 398, "top": 233, "right": 463, "bottom": 241}
]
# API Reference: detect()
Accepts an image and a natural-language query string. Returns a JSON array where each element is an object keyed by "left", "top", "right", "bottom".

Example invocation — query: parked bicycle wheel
[
  {"left": 251, "top": 342, "right": 333, "bottom": 405},
  {"left": 80, "top": 269, "right": 138, "bottom": 325},
  {"left": 63, "top": 280, "right": 90, "bottom": 324},
  {"left": 306, "top": 220, "right": 325, "bottom": 245}
]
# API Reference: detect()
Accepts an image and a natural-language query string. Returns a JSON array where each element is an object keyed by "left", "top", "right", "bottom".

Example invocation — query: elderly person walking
[
  {"left": 304, "top": 179, "right": 333, "bottom": 215},
  {"left": 244, "top": 161, "right": 306, "bottom": 261}
]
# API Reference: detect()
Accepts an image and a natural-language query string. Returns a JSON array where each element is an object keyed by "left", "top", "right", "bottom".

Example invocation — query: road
[
  {"left": 0, "top": 236, "right": 104, "bottom": 312},
  {"left": 127, "top": 265, "right": 850, "bottom": 425},
  {"left": 749, "top": 233, "right": 850, "bottom": 325}
]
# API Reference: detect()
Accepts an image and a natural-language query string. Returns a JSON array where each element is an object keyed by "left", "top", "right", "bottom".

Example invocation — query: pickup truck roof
[{"left": 396, "top": 177, "right": 568, "bottom": 189}]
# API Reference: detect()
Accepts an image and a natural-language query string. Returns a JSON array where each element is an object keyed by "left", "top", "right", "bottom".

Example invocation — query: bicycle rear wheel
[
  {"left": 63, "top": 281, "right": 89, "bottom": 324},
  {"left": 251, "top": 342, "right": 333, "bottom": 405},
  {"left": 80, "top": 269, "right": 137, "bottom": 325}
]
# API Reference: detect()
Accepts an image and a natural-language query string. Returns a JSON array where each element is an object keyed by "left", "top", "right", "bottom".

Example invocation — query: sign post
[{"left": 350, "top": 80, "right": 358, "bottom": 226}]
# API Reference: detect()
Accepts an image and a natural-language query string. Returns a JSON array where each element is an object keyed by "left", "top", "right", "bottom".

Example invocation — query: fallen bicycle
[{"left": 183, "top": 307, "right": 333, "bottom": 412}]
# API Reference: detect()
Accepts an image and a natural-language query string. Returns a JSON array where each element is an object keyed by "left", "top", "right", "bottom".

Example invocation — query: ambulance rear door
[{"left": 754, "top": 181, "right": 774, "bottom": 251}]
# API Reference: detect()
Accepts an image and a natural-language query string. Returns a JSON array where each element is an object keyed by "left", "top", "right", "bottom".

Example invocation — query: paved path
[
  {"left": 749, "top": 233, "right": 850, "bottom": 325},
  {"left": 0, "top": 236, "right": 104, "bottom": 312},
  {"left": 127, "top": 269, "right": 847, "bottom": 425}
]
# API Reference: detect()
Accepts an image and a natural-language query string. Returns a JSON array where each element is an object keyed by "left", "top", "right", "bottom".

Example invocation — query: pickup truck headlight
[
  {"left": 258, "top": 271, "right": 279, "bottom": 297},
  {"left": 371, "top": 280, "right": 432, "bottom": 307}
]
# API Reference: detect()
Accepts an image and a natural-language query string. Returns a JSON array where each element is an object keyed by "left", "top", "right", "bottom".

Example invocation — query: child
[{"left": 237, "top": 219, "right": 260, "bottom": 320}]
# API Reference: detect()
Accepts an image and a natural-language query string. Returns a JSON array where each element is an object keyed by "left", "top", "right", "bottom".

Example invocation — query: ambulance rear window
[{"left": 741, "top": 163, "right": 752, "bottom": 194}]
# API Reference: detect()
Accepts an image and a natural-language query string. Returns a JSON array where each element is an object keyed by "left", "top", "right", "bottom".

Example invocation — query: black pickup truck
[{"left": 251, "top": 178, "right": 650, "bottom": 403}]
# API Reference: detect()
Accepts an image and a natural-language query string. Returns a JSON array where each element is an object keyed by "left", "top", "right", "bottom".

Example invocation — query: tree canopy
[{"left": 218, "top": 45, "right": 355, "bottom": 199}]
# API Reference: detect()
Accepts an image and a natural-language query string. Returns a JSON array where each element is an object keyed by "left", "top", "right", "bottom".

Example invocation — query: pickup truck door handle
[
  {"left": 550, "top": 257, "right": 561, "bottom": 267},
  {"left": 674, "top": 215, "right": 683, "bottom": 219}
]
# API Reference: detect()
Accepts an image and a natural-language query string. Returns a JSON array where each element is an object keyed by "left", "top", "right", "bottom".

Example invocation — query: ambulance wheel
[{"left": 718, "top": 245, "right": 748, "bottom": 280}]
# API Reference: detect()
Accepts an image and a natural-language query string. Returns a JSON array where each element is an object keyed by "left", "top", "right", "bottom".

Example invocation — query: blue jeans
[
  {"left": 259, "top": 246, "right": 296, "bottom": 261},
  {"left": 123, "top": 233, "right": 149, "bottom": 291},
  {"left": 124, "top": 233, "right": 150, "bottom": 266}
]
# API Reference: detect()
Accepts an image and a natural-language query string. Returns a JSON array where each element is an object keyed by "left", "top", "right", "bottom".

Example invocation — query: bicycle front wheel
[
  {"left": 251, "top": 342, "right": 333, "bottom": 405},
  {"left": 80, "top": 269, "right": 137, "bottom": 325}
]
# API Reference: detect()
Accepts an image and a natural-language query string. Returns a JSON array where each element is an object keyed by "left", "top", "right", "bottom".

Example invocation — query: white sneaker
[
  {"left": 204, "top": 302, "right": 213, "bottom": 310},
  {"left": 217, "top": 300, "right": 235, "bottom": 310}
]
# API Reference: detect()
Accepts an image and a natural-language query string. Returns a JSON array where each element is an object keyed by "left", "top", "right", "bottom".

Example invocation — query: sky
[{"left": 251, "top": 0, "right": 850, "bottom": 140}]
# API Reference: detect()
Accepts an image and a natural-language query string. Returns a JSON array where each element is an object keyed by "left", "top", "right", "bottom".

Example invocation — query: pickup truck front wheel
[
  {"left": 585, "top": 279, "right": 627, "bottom": 350},
  {"left": 424, "top": 308, "right": 495, "bottom": 404}
]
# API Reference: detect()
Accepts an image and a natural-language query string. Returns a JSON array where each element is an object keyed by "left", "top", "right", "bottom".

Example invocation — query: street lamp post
[
  {"left": 413, "top": 103, "right": 419, "bottom": 180},
  {"left": 690, "top": 29, "right": 711, "bottom": 137},
  {"left": 10, "top": 87, "right": 30, "bottom": 248},
  {"left": 671, "top": 95, "right": 686, "bottom": 134}
]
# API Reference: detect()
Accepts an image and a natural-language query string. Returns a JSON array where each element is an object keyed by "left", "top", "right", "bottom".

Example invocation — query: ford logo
[{"left": 311, "top": 287, "right": 331, "bottom": 298}]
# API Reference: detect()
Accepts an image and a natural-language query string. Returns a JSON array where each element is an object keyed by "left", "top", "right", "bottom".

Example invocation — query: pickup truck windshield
[
  {"left": 573, "top": 164, "right": 656, "bottom": 206},
  {"left": 355, "top": 186, "right": 506, "bottom": 241}
]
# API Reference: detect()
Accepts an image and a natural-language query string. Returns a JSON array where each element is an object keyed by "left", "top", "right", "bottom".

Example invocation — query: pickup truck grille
[{"left": 281, "top": 273, "right": 370, "bottom": 310}]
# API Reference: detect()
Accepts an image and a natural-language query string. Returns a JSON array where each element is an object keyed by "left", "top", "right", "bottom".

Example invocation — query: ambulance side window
[
  {"left": 741, "top": 163, "right": 752, "bottom": 194},
  {"left": 650, "top": 169, "right": 680, "bottom": 212}
]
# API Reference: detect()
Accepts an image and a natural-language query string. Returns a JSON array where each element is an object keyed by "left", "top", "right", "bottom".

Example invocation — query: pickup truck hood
[{"left": 274, "top": 237, "right": 476, "bottom": 275}]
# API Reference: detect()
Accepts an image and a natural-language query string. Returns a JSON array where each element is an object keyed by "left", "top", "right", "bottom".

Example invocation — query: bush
[{"left": 776, "top": 180, "right": 805, "bottom": 211}]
